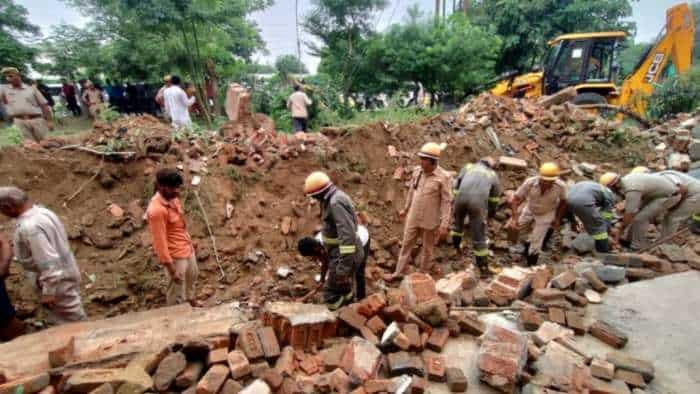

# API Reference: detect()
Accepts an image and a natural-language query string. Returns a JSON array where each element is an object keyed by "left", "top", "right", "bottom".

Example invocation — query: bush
[
  {"left": 0, "top": 126, "right": 23, "bottom": 146},
  {"left": 646, "top": 66, "right": 700, "bottom": 120}
]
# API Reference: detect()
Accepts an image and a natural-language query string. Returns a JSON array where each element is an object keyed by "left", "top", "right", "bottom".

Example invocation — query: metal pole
[
  {"left": 296, "top": 0, "right": 302, "bottom": 63},
  {"left": 435, "top": 0, "right": 440, "bottom": 23}
]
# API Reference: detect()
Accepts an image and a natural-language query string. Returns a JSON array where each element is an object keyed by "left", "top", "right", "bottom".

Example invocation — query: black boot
[
  {"left": 526, "top": 253, "right": 540, "bottom": 266},
  {"left": 594, "top": 239, "right": 610, "bottom": 253},
  {"left": 522, "top": 242, "right": 530, "bottom": 257},
  {"left": 475, "top": 255, "right": 488, "bottom": 274},
  {"left": 542, "top": 228, "right": 554, "bottom": 252}
]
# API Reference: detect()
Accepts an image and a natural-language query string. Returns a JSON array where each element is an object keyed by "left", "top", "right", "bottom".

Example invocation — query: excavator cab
[{"left": 541, "top": 32, "right": 626, "bottom": 103}]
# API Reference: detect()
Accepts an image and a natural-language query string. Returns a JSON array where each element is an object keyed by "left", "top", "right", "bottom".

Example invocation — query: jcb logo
[{"left": 645, "top": 53, "right": 665, "bottom": 83}]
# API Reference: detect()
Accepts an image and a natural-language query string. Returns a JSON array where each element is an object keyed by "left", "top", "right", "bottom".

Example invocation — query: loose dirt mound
[{"left": 0, "top": 93, "right": 662, "bottom": 326}]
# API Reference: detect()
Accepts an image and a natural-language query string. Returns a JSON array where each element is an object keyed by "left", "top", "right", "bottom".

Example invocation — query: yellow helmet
[
  {"left": 304, "top": 171, "right": 332, "bottom": 196},
  {"left": 1, "top": 67, "right": 20, "bottom": 76},
  {"left": 599, "top": 172, "right": 620, "bottom": 187},
  {"left": 418, "top": 142, "right": 442, "bottom": 160},
  {"left": 539, "top": 162, "right": 560, "bottom": 180},
  {"left": 163, "top": 74, "right": 172, "bottom": 82},
  {"left": 630, "top": 166, "right": 650, "bottom": 174}
]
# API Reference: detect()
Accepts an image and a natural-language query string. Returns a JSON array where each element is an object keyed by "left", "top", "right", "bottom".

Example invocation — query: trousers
[
  {"left": 452, "top": 198, "right": 488, "bottom": 256},
  {"left": 166, "top": 254, "right": 199, "bottom": 306},
  {"left": 14, "top": 118, "right": 48, "bottom": 143},
  {"left": 516, "top": 207, "right": 555, "bottom": 256},
  {"left": 624, "top": 195, "right": 680, "bottom": 250},
  {"left": 396, "top": 225, "right": 439, "bottom": 274}
]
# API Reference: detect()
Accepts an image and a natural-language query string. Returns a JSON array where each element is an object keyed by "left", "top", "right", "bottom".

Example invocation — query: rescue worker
[
  {"left": 303, "top": 172, "right": 364, "bottom": 310},
  {"left": 658, "top": 170, "right": 700, "bottom": 237},
  {"left": 297, "top": 224, "right": 370, "bottom": 300},
  {"left": 450, "top": 157, "right": 501, "bottom": 274},
  {"left": 690, "top": 168, "right": 700, "bottom": 234},
  {"left": 630, "top": 166, "right": 651, "bottom": 174},
  {"left": 0, "top": 234, "right": 26, "bottom": 340},
  {"left": 566, "top": 180, "right": 616, "bottom": 253},
  {"left": 390, "top": 142, "right": 452, "bottom": 279},
  {"left": 508, "top": 162, "right": 568, "bottom": 266},
  {"left": 82, "top": 81, "right": 104, "bottom": 120},
  {"left": 0, "top": 187, "right": 86, "bottom": 324},
  {"left": 155, "top": 75, "right": 172, "bottom": 120},
  {"left": 0, "top": 67, "right": 54, "bottom": 143},
  {"left": 600, "top": 172, "right": 682, "bottom": 250}
]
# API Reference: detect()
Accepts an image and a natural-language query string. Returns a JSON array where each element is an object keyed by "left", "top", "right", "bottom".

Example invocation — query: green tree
[
  {"left": 616, "top": 39, "right": 650, "bottom": 80},
  {"left": 0, "top": 0, "right": 40, "bottom": 72},
  {"left": 275, "top": 55, "right": 308, "bottom": 76},
  {"left": 304, "top": 0, "right": 389, "bottom": 111},
  {"left": 468, "top": 0, "right": 636, "bottom": 74}
]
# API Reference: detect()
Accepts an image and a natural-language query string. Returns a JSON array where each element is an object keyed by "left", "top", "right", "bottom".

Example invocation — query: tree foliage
[
  {"left": 0, "top": 0, "right": 40, "bottom": 72},
  {"left": 275, "top": 55, "right": 308, "bottom": 76},
  {"left": 616, "top": 39, "right": 650, "bottom": 80},
  {"left": 468, "top": 0, "right": 636, "bottom": 74}
]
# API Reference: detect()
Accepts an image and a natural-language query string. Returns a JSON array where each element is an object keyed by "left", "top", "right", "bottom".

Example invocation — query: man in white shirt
[
  {"left": 298, "top": 225, "right": 370, "bottom": 300},
  {"left": 163, "top": 75, "right": 195, "bottom": 131},
  {"left": 287, "top": 84, "right": 312, "bottom": 132}
]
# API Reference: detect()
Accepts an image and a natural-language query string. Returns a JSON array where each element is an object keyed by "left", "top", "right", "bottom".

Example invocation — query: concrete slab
[{"left": 584, "top": 271, "right": 700, "bottom": 394}]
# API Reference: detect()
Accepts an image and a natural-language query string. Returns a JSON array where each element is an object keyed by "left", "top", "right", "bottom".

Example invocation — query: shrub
[{"left": 646, "top": 66, "right": 700, "bottom": 120}]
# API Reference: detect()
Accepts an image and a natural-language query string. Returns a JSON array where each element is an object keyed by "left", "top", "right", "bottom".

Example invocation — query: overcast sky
[{"left": 17, "top": 0, "right": 686, "bottom": 73}]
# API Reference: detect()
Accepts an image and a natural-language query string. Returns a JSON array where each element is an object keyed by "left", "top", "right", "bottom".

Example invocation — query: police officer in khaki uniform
[
  {"left": 304, "top": 172, "right": 364, "bottom": 310},
  {"left": 0, "top": 67, "right": 53, "bottom": 142},
  {"left": 390, "top": 142, "right": 452, "bottom": 279}
]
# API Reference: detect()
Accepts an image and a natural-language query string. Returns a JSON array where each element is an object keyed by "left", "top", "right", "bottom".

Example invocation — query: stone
[
  {"left": 445, "top": 368, "right": 467, "bottom": 392},
  {"left": 426, "top": 328, "right": 450, "bottom": 352},
  {"left": 625, "top": 268, "right": 655, "bottom": 281},
  {"left": 387, "top": 352, "right": 424, "bottom": 377},
  {"left": 257, "top": 326, "right": 281, "bottom": 360},
  {"left": 424, "top": 355, "right": 446, "bottom": 382},
  {"left": 689, "top": 139, "right": 700, "bottom": 161},
  {"left": 412, "top": 297, "right": 448, "bottom": 326},
  {"left": 0, "top": 373, "right": 50, "bottom": 394},
  {"left": 154, "top": 351, "right": 187, "bottom": 391},
  {"left": 589, "top": 321, "right": 628, "bottom": 349},
  {"left": 550, "top": 271, "right": 577, "bottom": 290},
  {"left": 591, "top": 359, "right": 615, "bottom": 381},
  {"left": 400, "top": 273, "right": 438, "bottom": 307},
  {"left": 594, "top": 265, "right": 626, "bottom": 283},
  {"left": 614, "top": 370, "right": 646, "bottom": 389},
  {"left": 548, "top": 307, "right": 566, "bottom": 325},
  {"left": 176, "top": 362, "right": 205, "bottom": 389},
  {"left": 220, "top": 379, "right": 242, "bottom": 394},
  {"left": 49, "top": 337, "right": 75, "bottom": 368},
  {"left": 582, "top": 270, "right": 608, "bottom": 292},
  {"left": 571, "top": 233, "right": 595, "bottom": 254},
  {"left": 239, "top": 380, "right": 271, "bottom": 394},
  {"left": 585, "top": 289, "right": 602, "bottom": 304},
  {"left": 228, "top": 350, "right": 251, "bottom": 379},
  {"left": 564, "top": 291, "right": 588, "bottom": 307},
  {"left": 606, "top": 352, "right": 655, "bottom": 382},
  {"left": 519, "top": 307, "right": 543, "bottom": 331},
  {"left": 590, "top": 377, "right": 631, "bottom": 394}
]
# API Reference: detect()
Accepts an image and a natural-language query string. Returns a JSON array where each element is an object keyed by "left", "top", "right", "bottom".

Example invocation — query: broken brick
[
  {"left": 548, "top": 307, "right": 566, "bottom": 325},
  {"left": 175, "top": 361, "right": 205, "bottom": 389},
  {"left": 498, "top": 156, "right": 528, "bottom": 169},
  {"left": 154, "top": 351, "right": 187, "bottom": 391},
  {"left": 196, "top": 364, "right": 230, "bottom": 394},
  {"left": 403, "top": 323, "right": 421, "bottom": 350},
  {"left": 606, "top": 352, "right": 655, "bottom": 383},
  {"left": 565, "top": 311, "right": 586, "bottom": 335},
  {"left": 364, "top": 379, "right": 394, "bottom": 393},
  {"left": 426, "top": 328, "right": 449, "bottom": 352},
  {"left": 392, "top": 331, "right": 411, "bottom": 351},
  {"left": 274, "top": 346, "right": 295, "bottom": 377},
  {"left": 262, "top": 369, "right": 284, "bottom": 391},
  {"left": 445, "top": 367, "right": 468, "bottom": 392},
  {"left": 590, "top": 359, "right": 615, "bottom": 381},
  {"left": 328, "top": 368, "right": 351, "bottom": 393},
  {"left": 456, "top": 312, "right": 485, "bottom": 336},
  {"left": 550, "top": 270, "right": 577, "bottom": 290},
  {"left": 48, "top": 336, "right": 75, "bottom": 368},
  {"left": 412, "top": 297, "right": 449, "bottom": 326},
  {"left": 582, "top": 270, "right": 608, "bottom": 293},
  {"left": 424, "top": 355, "right": 446, "bottom": 382},
  {"left": 533, "top": 321, "right": 573, "bottom": 346},
  {"left": 320, "top": 344, "right": 346, "bottom": 372},
  {"left": 381, "top": 304, "right": 408, "bottom": 323},
  {"left": 257, "top": 326, "right": 281, "bottom": 360},
  {"left": 299, "top": 356, "right": 320, "bottom": 375},
  {"left": 589, "top": 321, "right": 628, "bottom": 349},
  {"left": 239, "top": 328, "right": 265, "bottom": 360},
  {"left": 228, "top": 350, "right": 251, "bottom": 379},
  {"left": 250, "top": 361, "right": 271, "bottom": 379},
  {"left": 410, "top": 377, "right": 427, "bottom": 394},
  {"left": 365, "top": 316, "right": 386, "bottom": 336},
  {"left": 519, "top": 307, "right": 543, "bottom": 331},
  {"left": 387, "top": 352, "right": 424, "bottom": 377},
  {"left": 207, "top": 347, "right": 229, "bottom": 366},
  {"left": 400, "top": 273, "right": 438, "bottom": 307},
  {"left": 446, "top": 319, "right": 460, "bottom": 337},
  {"left": 614, "top": 370, "right": 646, "bottom": 389},
  {"left": 565, "top": 291, "right": 588, "bottom": 307},
  {"left": 339, "top": 307, "right": 368, "bottom": 332},
  {"left": 220, "top": 379, "right": 243, "bottom": 394}
]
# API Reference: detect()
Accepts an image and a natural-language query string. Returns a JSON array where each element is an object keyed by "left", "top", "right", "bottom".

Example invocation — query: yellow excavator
[{"left": 491, "top": 2, "right": 695, "bottom": 119}]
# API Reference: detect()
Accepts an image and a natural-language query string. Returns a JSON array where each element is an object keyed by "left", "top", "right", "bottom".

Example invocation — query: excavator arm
[{"left": 615, "top": 3, "right": 696, "bottom": 116}]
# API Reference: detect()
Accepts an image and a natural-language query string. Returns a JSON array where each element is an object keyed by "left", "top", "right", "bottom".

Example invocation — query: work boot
[
  {"left": 594, "top": 239, "right": 611, "bottom": 253},
  {"left": 526, "top": 253, "right": 540, "bottom": 266},
  {"left": 542, "top": 228, "right": 554, "bottom": 252},
  {"left": 452, "top": 235, "right": 463, "bottom": 250},
  {"left": 522, "top": 242, "right": 531, "bottom": 257},
  {"left": 475, "top": 255, "right": 488, "bottom": 275}
]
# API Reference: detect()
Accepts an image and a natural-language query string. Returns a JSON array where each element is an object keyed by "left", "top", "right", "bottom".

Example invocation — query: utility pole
[
  {"left": 463, "top": 0, "right": 469, "bottom": 17},
  {"left": 442, "top": 0, "right": 446, "bottom": 21},
  {"left": 435, "top": 0, "right": 440, "bottom": 23},
  {"left": 296, "top": 0, "right": 302, "bottom": 64}
]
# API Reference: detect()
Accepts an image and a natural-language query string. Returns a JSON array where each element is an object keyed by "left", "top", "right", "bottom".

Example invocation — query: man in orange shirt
[{"left": 146, "top": 169, "right": 199, "bottom": 306}]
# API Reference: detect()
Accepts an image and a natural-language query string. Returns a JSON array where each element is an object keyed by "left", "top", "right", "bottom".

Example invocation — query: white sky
[{"left": 17, "top": 0, "right": 687, "bottom": 73}]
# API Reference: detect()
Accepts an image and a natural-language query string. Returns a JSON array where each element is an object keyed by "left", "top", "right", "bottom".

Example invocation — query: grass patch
[
  {"left": 1, "top": 116, "right": 94, "bottom": 146},
  {"left": 312, "top": 106, "right": 439, "bottom": 130}
]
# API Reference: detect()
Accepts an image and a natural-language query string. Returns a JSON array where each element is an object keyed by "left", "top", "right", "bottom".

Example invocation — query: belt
[{"left": 13, "top": 114, "right": 42, "bottom": 120}]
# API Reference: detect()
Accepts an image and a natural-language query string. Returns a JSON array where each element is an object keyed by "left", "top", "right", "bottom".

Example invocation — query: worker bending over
[
  {"left": 508, "top": 162, "right": 568, "bottom": 265},
  {"left": 658, "top": 170, "right": 700, "bottom": 237},
  {"left": 298, "top": 224, "right": 370, "bottom": 300},
  {"left": 391, "top": 143, "right": 452, "bottom": 279},
  {"left": 566, "top": 180, "right": 616, "bottom": 253},
  {"left": 303, "top": 172, "right": 364, "bottom": 310},
  {"left": 600, "top": 172, "right": 682, "bottom": 250},
  {"left": 451, "top": 157, "right": 501, "bottom": 274}
]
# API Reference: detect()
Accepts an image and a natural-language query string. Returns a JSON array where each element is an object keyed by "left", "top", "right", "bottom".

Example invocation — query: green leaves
[
  {"left": 0, "top": 0, "right": 40, "bottom": 72},
  {"left": 275, "top": 55, "right": 308, "bottom": 77}
]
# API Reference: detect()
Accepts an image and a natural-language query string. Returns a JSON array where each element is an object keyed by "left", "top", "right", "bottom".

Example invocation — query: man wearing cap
[
  {"left": 390, "top": 142, "right": 452, "bottom": 279},
  {"left": 303, "top": 171, "right": 364, "bottom": 309},
  {"left": 82, "top": 81, "right": 103, "bottom": 120},
  {"left": 0, "top": 67, "right": 54, "bottom": 142},
  {"left": 508, "top": 162, "right": 568, "bottom": 265},
  {"left": 451, "top": 157, "right": 501, "bottom": 274},
  {"left": 600, "top": 172, "right": 682, "bottom": 250},
  {"left": 566, "top": 180, "right": 616, "bottom": 253}
]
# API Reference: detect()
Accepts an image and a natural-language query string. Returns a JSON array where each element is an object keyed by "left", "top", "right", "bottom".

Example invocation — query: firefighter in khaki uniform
[
  {"left": 566, "top": 180, "right": 616, "bottom": 253},
  {"left": 304, "top": 172, "right": 364, "bottom": 310},
  {"left": 0, "top": 67, "right": 53, "bottom": 143},
  {"left": 508, "top": 162, "right": 568, "bottom": 266},
  {"left": 450, "top": 157, "right": 502, "bottom": 275},
  {"left": 389, "top": 142, "right": 452, "bottom": 279}
]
